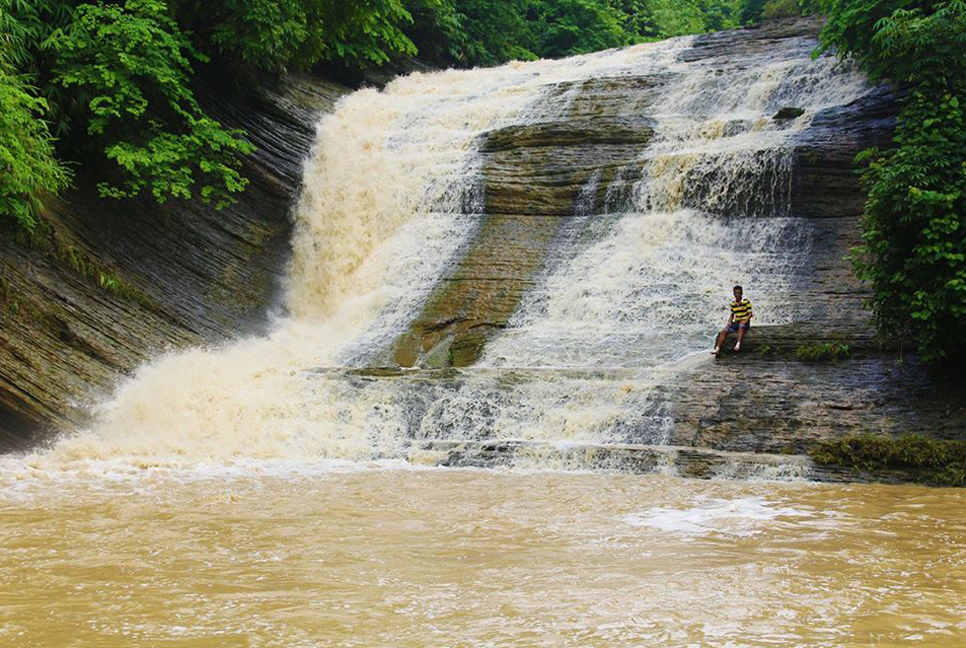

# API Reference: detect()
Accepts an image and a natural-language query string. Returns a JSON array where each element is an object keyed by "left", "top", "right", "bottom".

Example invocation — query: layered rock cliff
[
  {"left": 390, "top": 19, "right": 899, "bottom": 368},
  {"left": 356, "top": 18, "right": 966, "bottom": 477},
  {"left": 0, "top": 74, "right": 350, "bottom": 448},
  {"left": 3, "top": 19, "right": 963, "bottom": 484}
]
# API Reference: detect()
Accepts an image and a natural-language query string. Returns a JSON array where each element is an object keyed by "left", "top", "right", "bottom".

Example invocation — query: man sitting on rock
[{"left": 713, "top": 285, "right": 753, "bottom": 356}]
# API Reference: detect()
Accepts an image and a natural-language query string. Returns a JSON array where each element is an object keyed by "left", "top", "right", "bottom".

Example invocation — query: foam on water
[
  {"left": 480, "top": 210, "right": 812, "bottom": 368},
  {"left": 623, "top": 496, "right": 812, "bottom": 537},
  {"left": 24, "top": 32, "right": 872, "bottom": 471}
]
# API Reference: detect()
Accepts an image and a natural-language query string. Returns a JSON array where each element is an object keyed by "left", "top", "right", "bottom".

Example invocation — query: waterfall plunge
[{"left": 45, "top": 33, "right": 870, "bottom": 465}]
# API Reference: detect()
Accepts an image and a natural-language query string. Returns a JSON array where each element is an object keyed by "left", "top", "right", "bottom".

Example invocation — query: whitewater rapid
[{"left": 33, "top": 32, "right": 871, "bottom": 466}]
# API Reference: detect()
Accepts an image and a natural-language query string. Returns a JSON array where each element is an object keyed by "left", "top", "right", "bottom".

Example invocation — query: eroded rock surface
[
  {"left": 392, "top": 115, "right": 657, "bottom": 368},
  {"left": 672, "top": 324, "right": 966, "bottom": 455},
  {"left": 391, "top": 18, "right": 899, "bottom": 371},
  {"left": 379, "top": 19, "right": 966, "bottom": 482},
  {"left": 0, "top": 73, "right": 350, "bottom": 448}
]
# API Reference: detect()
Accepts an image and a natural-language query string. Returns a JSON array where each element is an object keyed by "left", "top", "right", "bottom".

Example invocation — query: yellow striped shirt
[{"left": 730, "top": 298, "right": 752, "bottom": 323}]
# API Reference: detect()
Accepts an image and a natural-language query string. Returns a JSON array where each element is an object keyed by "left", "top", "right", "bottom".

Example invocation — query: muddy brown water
[{"left": 1, "top": 466, "right": 963, "bottom": 647}]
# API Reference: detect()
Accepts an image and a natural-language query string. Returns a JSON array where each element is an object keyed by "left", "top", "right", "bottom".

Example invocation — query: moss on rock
[{"left": 810, "top": 434, "right": 966, "bottom": 486}]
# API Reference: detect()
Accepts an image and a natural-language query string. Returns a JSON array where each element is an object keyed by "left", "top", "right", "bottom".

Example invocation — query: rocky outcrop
[
  {"left": 390, "top": 18, "right": 899, "bottom": 370},
  {"left": 671, "top": 323, "right": 966, "bottom": 454},
  {"left": 415, "top": 438, "right": 948, "bottom": 485},
  {"left": 791, "top": 88, "right": 900, "bottom": 219},
  {"left": 0, "top": 73, "right": 350, "bottom": 448},
  {"left": 378, "top": 19, "right": 966, "bottom": 483},
  {"left": 392, "top": 116, "right": 657, "bottom": 367}
]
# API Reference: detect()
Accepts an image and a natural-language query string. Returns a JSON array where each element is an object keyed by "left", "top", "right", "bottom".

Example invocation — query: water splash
[
  {"left": 623, "top": 497, "right": 812, "bottom": 536},
  {"left": 36, "top": 32, "right": 870, "bottom": 468}
]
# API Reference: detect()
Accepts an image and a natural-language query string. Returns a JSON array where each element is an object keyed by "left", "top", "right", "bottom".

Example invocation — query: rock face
[
  {"left": 0, "top": 73, "right": 350, "bottom": 449},
  {"left": 379, "top": 17, "right": 966, "bottom": 480},
  {"left": 671, "top": 324, "right": 966, "bottom": 455},
  {"left": 390, "top": 18, "right": 902, "bottom": 370},
  {"left": 392, "top": 116, "right": 657, "bottom": 368},
  {"left": 4, "top": 19, "right": 963, "bottom": 484}
]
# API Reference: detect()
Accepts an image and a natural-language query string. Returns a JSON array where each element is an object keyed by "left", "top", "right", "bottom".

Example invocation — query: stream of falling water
[
  {"left": 43, "top": 39, "right": 698, "bottom": 463},
  {"left": 4, "top": 30, "right": 966, "bottom": 648},
  {"left": 28, "top": 32, "right": 871, "bottom": 463}
]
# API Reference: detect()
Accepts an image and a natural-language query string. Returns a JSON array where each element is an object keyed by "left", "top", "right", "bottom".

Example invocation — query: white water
[
  {"left": 623, "top": 496, "right": 812, "bottom": 537},
  {"left": 35, "top": 33, "right": 871, "bottom": 468}
]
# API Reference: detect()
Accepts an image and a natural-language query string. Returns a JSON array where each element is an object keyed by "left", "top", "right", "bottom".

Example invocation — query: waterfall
[{"left": 44, "top": 30, "right": 871, "bottom": 467}]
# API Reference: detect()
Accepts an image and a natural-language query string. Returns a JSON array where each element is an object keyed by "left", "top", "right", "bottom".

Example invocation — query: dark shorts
[{"left": 726, "top": 321, "right": 750, "bottom": 333}]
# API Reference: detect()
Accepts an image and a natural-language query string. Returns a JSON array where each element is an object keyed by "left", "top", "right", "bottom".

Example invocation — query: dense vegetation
[{"left": 818, "top": 0, "right": 966, "bottom": 367}]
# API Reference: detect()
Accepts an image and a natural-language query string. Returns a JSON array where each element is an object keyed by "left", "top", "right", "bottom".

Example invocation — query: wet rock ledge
[
  {"left": 388, "top": 18, "right": 901, "bottom": 369},
  {"left": 0, "top": 73, "right": 351, "bottom": 449},
  {"left": 670, "top": 323, "right": 966, "bottom": 456}
]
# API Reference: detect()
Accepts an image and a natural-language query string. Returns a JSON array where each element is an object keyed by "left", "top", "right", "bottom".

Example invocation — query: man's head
[{"left": 733, "top": 285, "right": 743, "bottom": 300}]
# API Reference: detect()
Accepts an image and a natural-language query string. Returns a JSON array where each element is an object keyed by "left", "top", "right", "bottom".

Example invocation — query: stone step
[{"left": 413, "top": 438, "right": 913, "bottom": 484}]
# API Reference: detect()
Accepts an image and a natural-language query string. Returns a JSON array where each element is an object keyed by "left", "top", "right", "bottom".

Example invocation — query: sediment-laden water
[
  {"left": 5, "top": 26, "right": 964, "bottom": 647},
  {"left": 1, "top": 468, "right": 965, "bottom": 646}
]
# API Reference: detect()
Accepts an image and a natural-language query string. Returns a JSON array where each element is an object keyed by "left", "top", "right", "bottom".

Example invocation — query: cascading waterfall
[
  {"left": 6, "top": 28, "right": 964, "bottom": 648},
  {"left": 40, "top": 31, "right": 871, "bottom": 468}
]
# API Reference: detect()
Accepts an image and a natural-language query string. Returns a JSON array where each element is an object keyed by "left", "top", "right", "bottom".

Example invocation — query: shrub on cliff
[
  {"left": 53, "top": 0, "right": 254, "bottom": 206},
  {"left": 0, "top": 57, "right": 70, "bottom": 230},
  {"left": 811, "top": 434, "right": 966, "bottom": 486},
  {"left": 819, "top": 0, "right": 966, "bottom": 367}
]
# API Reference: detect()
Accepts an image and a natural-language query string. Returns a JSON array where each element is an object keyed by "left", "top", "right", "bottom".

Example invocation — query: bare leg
[
  {"left": 713, "top": 329, "right": 729, "bottom": 355},
  {"left": 734, "top": 324, "right": 748, "bottom": 350}
]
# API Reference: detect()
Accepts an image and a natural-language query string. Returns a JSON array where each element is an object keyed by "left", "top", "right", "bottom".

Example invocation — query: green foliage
[
  {"left": 0, "top": 0, "right": 71, "bottom": 229},
  {"left": 172, "top": 0, "right": 418, "bottom": 72},
  {"left": 1, "top": 0, "right": 76, "bottom": 138},
  {"left": 529, "top": 0, "right": 631, "bottom": 58},
  {"left": 810, "top": 434, "right": 966, "bottom": 486},
  {"left": 794, "top": 342, "right": 852, "bottom": 361},
  {"left": 608, "top": 0, "right": 663, "bottom": 37},
  {"left": 760, "top": 0, "right": 804, "bottom": 18},
  {"left": 406, "top": 0, "right": 537, "bottom": 66},
  {"left": 407, "top": 0, "right": 747, "bottom": 67},
  {"left": 52, "top": 0, "right": 253, "bottom": 206},
  {"left": 408, "top": 0, "right": 627, "bottom": 66},
  {"left": 821, "top": 0, "right": 966, "bottom": 365},
  {"left": 818, "top": 0, "right": 915, "bottom": 80},
  {"left": 742, "top": 0, "right": 815, "bottom": 22},
  {"left": 650, "top": 0, "right": 743, "bottom": 36},
  {"left": 0, "top": 0, "right": 72, "bottom": 67},
  {"left": 0, "top": 59, "right": 70, "bottom": 229}
]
